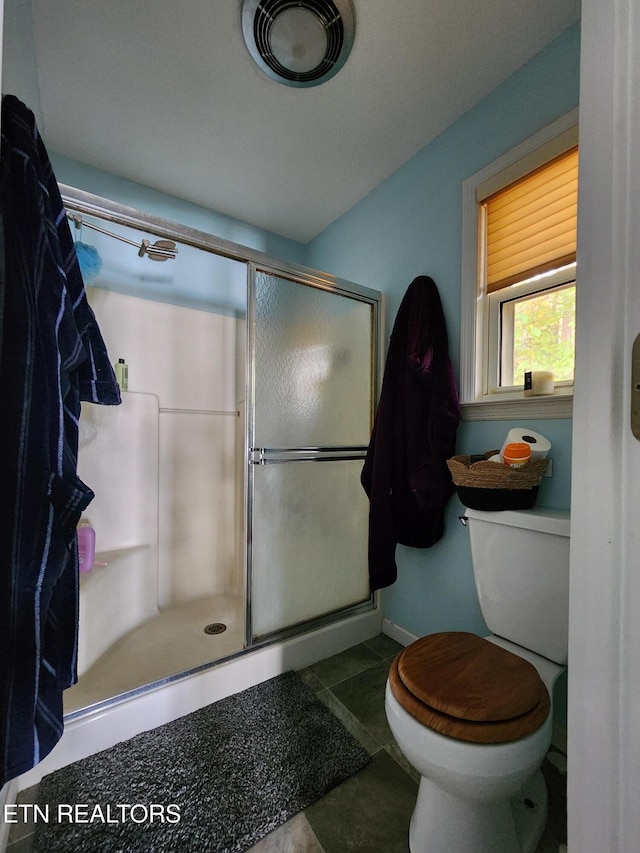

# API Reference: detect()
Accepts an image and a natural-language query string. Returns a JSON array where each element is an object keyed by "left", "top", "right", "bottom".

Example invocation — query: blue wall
[
  {"left": 307, "top": 23, "right": 580, "bottom": 641},
  {"left": 49, "top": 22, "right": 580, "bottom": 651},
  {"left": 51, "top": 154, "right": 307, "bottom": 268}
]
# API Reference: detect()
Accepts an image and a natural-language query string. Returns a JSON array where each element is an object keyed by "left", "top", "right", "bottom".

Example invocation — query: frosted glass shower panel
[
  {"left": 249, "top": 269, "right": 377, "bottom": 641},
  {"left": 251, "top": 459, "right": 370, "bottom": 639},
  {"left": 254, "top": 272, "right": 373, "bottom": 447}
]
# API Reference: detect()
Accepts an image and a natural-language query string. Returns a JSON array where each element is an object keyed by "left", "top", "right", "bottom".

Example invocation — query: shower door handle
[{"left": 632, "top": 333, "right": 640, "bottom": 440}]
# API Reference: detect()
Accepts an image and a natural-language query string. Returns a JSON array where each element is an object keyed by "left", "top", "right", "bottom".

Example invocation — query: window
[
  {"left": 489, "top": 269, "right": 576, "bottom": 391},
  {"left": 460, "top": 111, "right": 578, "bottom": 419}
]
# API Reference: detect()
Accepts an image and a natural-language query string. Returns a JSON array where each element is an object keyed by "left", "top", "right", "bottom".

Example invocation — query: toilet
[{"left": 385, "top": 507, "right": 570, "bottom": 853}]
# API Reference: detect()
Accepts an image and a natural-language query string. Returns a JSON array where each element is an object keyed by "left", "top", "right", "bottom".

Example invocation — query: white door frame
[{"left": 569, "top": 1, "right": 640, "bottom": 850}]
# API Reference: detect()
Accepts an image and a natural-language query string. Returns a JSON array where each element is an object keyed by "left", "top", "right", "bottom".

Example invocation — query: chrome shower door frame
[
  {"left": 245, "top": 261, "right": 381, "bottom": 648},
  {"left": 59, "top": 184, "right": 381, "bottom": 712}
]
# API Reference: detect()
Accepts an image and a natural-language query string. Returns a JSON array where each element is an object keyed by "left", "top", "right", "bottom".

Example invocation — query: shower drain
[{"left": 204, "top": 622, "right": 227, "bottom": 635}]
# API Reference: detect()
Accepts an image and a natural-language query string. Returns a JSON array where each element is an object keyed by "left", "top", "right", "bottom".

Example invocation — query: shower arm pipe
[{"left": 67, "top": 211, "right": 178, "bottom": 260}]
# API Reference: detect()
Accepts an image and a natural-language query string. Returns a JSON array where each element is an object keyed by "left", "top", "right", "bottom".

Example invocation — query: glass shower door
[{"left": 248, "top": 268, "right": 378, "bottom": 641}]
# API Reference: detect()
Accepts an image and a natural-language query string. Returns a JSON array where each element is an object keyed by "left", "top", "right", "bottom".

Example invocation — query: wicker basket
[{"left": 447, "top": 451, "right": 549, "bottom": 511}]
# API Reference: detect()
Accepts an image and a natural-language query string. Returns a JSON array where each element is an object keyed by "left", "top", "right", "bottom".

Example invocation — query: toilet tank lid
[{"left": 464, "top": 506, "right": 570, "bottom": 537}]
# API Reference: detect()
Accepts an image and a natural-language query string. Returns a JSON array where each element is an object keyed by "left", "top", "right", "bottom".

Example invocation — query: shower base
[
  {"left": 18, "top": 607, "right": 380, "bottom": 791},
  {"left": 64, "top": 594, "right": 244, "bottom": 714}
]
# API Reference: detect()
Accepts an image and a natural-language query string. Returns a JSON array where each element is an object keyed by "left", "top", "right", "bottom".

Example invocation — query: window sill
[{"left": 460, "top": 394, "right": 573, "bottom": 421}]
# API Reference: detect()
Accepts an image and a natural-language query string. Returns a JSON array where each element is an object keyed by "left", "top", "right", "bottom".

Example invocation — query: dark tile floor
[
  {"left": 6, "top": 634, "right": 567, "bottom": 852},
  {"left": 252, "top": 633, "right": 568, "bottom": 853}
]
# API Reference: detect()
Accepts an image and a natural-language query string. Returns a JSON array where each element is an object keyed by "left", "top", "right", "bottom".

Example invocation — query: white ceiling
[{"left": 30, "top": 0, "right": 580, "bottom": 244}]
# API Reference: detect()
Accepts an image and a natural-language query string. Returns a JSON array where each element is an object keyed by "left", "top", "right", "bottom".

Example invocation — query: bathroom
[{"left": 1, "top": 1, "right": 639, "bottom": 851}]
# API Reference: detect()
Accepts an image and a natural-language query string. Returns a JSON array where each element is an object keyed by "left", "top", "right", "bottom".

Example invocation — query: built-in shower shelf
[
  {"left": 80, "top": 544, "right": 150, "bottom": 575},
  {"left": 96, "top": 544, "right": 148, "bottom": 559},
  {"left": 98, "top": 544, "right": 149, "bottom": 560}
]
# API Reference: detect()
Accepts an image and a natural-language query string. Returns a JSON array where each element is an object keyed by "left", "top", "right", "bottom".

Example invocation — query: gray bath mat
[{"left": 34, "top": 671, "right": 370, "bottom": 852}]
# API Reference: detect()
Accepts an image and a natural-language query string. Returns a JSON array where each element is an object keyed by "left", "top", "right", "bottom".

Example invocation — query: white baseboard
[{"left": 382, "top": 617, "right": 419, "bottom": 647}]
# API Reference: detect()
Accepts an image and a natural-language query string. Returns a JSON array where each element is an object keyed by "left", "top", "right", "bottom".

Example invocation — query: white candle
[{"left": 524, "top": 370, "right": 555, "bottom": 396}]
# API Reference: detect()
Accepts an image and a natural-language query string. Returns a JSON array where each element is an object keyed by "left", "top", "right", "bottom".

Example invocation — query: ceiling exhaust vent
[{"left": 241, "top": 0, "right": 355, "bottom": 87}]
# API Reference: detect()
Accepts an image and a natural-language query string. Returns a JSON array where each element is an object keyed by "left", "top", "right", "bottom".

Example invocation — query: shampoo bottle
[{"left": 114, "top": 358, "right": 128, "bottom": 391}]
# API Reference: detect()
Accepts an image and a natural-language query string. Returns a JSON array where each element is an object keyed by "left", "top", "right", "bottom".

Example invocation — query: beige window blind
[{"left": 483, "top": 146, "right": 578, "bottom": 293}]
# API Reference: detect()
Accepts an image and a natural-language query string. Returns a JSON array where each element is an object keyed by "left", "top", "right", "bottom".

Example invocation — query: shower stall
[{"left": 60, "top": 187, "right": 381, "bottom": 719}]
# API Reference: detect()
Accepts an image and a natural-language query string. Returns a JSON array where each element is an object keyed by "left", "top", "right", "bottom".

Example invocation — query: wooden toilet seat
[{"left": 389, "top": 632, "right": 550, "bottom": 744}]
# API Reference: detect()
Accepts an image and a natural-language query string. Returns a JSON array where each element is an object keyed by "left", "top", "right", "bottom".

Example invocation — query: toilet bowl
[
  {"left": 385, "top": 507, "right": 570, "bottom": 853},
  {"left": 386, "top": 633, "right": 563, "bottom": 853}
]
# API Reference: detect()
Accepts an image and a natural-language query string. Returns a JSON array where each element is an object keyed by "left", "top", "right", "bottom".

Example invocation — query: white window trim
[{"left": 460, "top": 109, "right": 579, "bottom": 421}]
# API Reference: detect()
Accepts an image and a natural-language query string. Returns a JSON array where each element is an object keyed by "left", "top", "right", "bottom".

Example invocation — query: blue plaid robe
[{"left": 0, "top": 95, "right": 121, "bottom": 785}]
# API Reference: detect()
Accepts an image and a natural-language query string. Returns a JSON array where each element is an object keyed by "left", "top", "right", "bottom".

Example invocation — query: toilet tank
[{"left": 465, "top": 507, "right": 570, "bottom": 665}]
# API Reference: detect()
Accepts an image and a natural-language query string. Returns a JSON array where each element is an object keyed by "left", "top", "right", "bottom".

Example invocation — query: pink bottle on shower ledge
[{"left": 77, "top": 524, "right": 96, "bottom": 572}]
